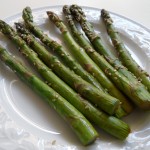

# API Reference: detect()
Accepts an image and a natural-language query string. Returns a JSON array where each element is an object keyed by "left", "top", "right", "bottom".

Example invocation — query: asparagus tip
[
  {"left": 70, "top": 4, "right": 84, "bottom": 15},
  {"left": 101, "top": 9, "right": 106, "bottom": 13},
  {"left": 63, "top": 5, "right": 70, "bottom": 14},
  {"left": 22, "top": 6, "right": 33, "bottom": 22},
  {"left": 47, "top": 11, "right": 61, "bottom": 23},
  {"left": 46, "top": 11, "right": 53, "bottom": 16},
  {"left": 0, "top": 20, "right": 5, "bottom": 25},
  {"left": 70, "top": 4, "right": 86, "bottom": 23},
  {"left": 101, "top": 9, "right": 109, "bottom": 17},
  {"left": 15, "top": 22, "right": 25, "bottom": 33},
  {"left": 0, "top": 20, "right": 14, "bottom": 35},
  {"left": 14, "top": 22, "right": 21, "bottom": 27}
]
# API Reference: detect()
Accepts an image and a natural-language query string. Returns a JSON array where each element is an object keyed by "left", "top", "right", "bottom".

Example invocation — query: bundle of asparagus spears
[{"left": 0, "top": 4, "right": 149, "bottom": 145}]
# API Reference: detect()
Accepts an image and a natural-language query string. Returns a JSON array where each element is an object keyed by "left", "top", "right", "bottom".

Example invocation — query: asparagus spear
[
  {"left": 21, "top": 7, "right": 103, "bottom": 91},
  {"left": 22, "top": 7, "right": 129, "bottom": 115},
  {"left": 0, "top": 45, "right": 99, "bottom": 145},
  {"left": 63, "top": 5, "right": 133, "bottom": 114},
  {"left": 101, "top": 9, "right": 150, "bottom": 92},
  {"left": 0, "top": 20, "right": 120, "bottom": 115},
  {"left": 22, "top": 7, "right": 126, "bottom": 117},
  {"left": 69, "top": 5, "right": 146, "bottom": 85},
  {"left": 70, "top": 5, "right": 150, "bottom": 109},
  {"left": 16, "top": 22, "right": 126, "bottom": 118},
  {"left": 46, "top": 11, "right": 129, "bottom": 108},
  {"left": 3, "top": 22, "right": 131, "bottom": 139}
]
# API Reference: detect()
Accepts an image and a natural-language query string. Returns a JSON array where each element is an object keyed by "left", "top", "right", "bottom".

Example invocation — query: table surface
[{"left": 0, "top": 0, "right": 150, "bottom": 29}]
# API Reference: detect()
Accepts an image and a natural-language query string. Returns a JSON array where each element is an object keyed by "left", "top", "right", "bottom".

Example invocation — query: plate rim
[{"left": 4, "top": 5, "right": 150, "bottom": 33}]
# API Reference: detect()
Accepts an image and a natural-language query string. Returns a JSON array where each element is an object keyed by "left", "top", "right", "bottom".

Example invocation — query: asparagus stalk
[
  {"left": 21, "top": 7, "right": 103, "bottom": 91},
  {"left": 63, "top": 5, "right": 133, "bottom": 114},
  {"left": 70, "top": 5, "right": 150, "bottom": 109},
  {"left": 22, "top": 7, "right": 126, "bottom": 117},
  {"left": 22, "top": 7, "right": 129, "bottom": 115},
  {"left": 47, "top": 11, "right": 129, "bottom": 108},
  {"left": 69, "top": 5, "right": 145, "bottom": 85},
  {"left": 0, "top": 20, "right": 120, "bottom": 115},
  {"left": 0, "top": 45, "right": 99, "bottom": 145},
  {"left": 21, "top": 7, "right": 123, "bottom": 115},
  {"left": 16, "top": 22, "right": 126, "bottom": 118},
  {"left": 3, "top": 23, "right": 131, "bottom": 139},
  {"left": 101, "top": 9, "right": 150, "bottom": 92}
]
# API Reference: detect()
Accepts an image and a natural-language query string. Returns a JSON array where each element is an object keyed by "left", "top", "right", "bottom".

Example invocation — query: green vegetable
[
  {"left": 47, "top": 10, "right": 128, "bottom": 112},
  {"left": 0, "top": 19, "right": 120, "bottom": 115},
  {"left": 63, "top": 5, "right": 133, "bottom": 115},
  {"left": 101, "top": 9, "right": 150, "bottom": 92},
  {"left": 0, "top": 45, "right": 99, "bottom": 145},
  {"left": 69, "top": 4, "right": 140, "bottom": 84},
  {"left": 15, "top": 22, "right": 130, "bottom": 139},
  {"left": 21, "top": 7, "right": 103, "bottom": 91},
  {"left": 70, "top": 4, "right": 150, "bottom": 110},
  {"left": 16, "top": 22, "right": 125, "bottom": 118}
]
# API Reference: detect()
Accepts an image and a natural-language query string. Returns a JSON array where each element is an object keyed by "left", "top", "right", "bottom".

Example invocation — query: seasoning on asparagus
[
  {"left": 47, "top": 10, "right": 129, "bottom": 110},
  {"left": 0, "top": 20, "right": 120, "bottom": 115},
  {"left": 21, "top": 7, "right": 103, "bottom": 91},
  {"left": 16, "top": 22, "right": 126, "bottom": 118},
  {"left": 69, "top": 4, "right": 144, "bottom": 85},
  {"left": 3, "top": 22, "right": 131, "bottom": 139},
  {"left": 70, "top": 4, "right": 150, "bottom": 110},
  {"left": 0, "top": 45, "right": 99, "bottom": 145},
  {"left": 62, "top": 5, "right": 133, "bottom": 115},
  {"left": 101, "top": 9, "right": 150, "bottom": 92}
]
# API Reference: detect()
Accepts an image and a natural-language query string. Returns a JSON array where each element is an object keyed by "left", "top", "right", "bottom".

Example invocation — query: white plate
[{"left": 0, "top": 6, "right": 150, "bottom": 150}]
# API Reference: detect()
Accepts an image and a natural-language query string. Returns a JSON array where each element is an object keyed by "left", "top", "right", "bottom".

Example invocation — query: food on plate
[
  {"left": 0, "top": 4, "right": 149, "bottom": 146},
  {"left": 62, "top": 5, "right": 133, "bottom": 116},
  {"left": 70, "top": 4, "right": 150, "bottom": 110},
  {"left": 101, "top": 9, "right": 150, "bottom": 92},
  {"left": 0, "top": 45, "right": 99, "bottom": 145}
]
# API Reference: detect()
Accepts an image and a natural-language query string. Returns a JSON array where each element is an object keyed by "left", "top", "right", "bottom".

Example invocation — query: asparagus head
[{"left": 15, "top": 22, "right": 131, "bottom": 139}]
